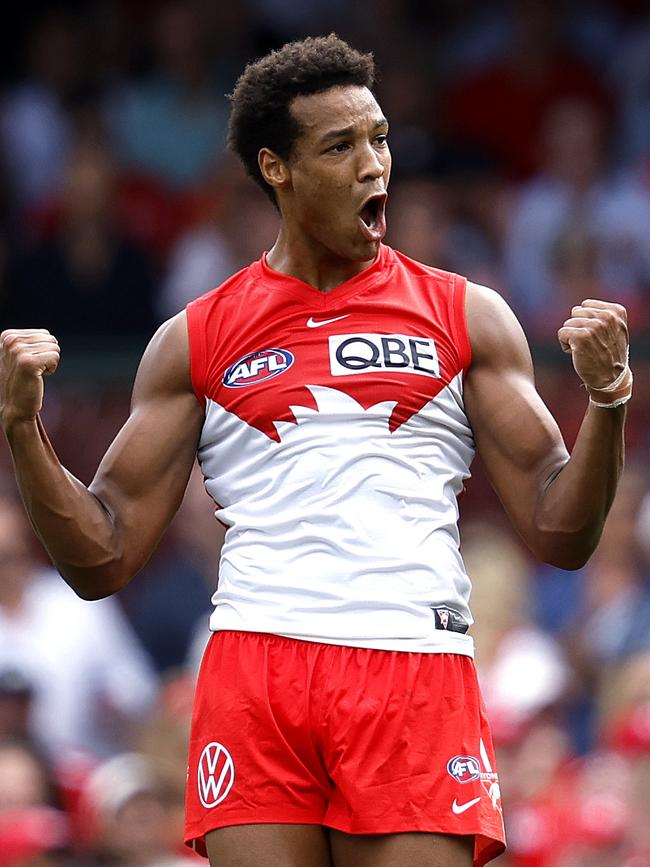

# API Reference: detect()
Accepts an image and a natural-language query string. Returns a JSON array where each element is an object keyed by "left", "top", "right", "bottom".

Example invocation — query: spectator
[
  {"left": 441, "top": 0, "right": 609, "bottom": 179},
  {"left": 81, "top": 752, "right": 195, "bottom": 866},
  {"left": 215, "top": 166, "right": 279, "bottom": 270},
  {"left": 437, "top": 1, "right": 512, "bottom": 78},
  {"left": 156, "top": 158, "right": 242, "bottom": 319},
  {"left": 374, "top": 63, "right": 439, "bottom": 178},
  {"left": 0, "top": 805, "right": 72, "bottom": 867},
  {"left": 504, "top": 97, "right": 650, "bottom": 335},
  {"left": 532, "top": 467, "right": 650, "bottom": 754},
  {"left": 0, "top": 669, "right": 32, "bottom": 743},
  {"left": 462, "top": 520, "right": 570, "bottom": 745},
  {"left": 611, "top": 13, "right": 650, "bottom": 167},
  {"left": 386, "top": 176, "right": 503, "bottom": 290},
  {"left": 0, "top": 483, "right": 158, "bottom": 759},
  {"left": 385, "top": 178, "right": 458, "bottom": 271},
  {"left": 5, "top": 144, "right": 158, "bottom": 340},
  {"left": 109, "top": 1, "right": 227, "bottom": 190},
  {"left": 0, "top": 13, "right": 85, "bottom": 209},
  {"left": 573, "top": 468, "right": 650, "bottom": 667},
  {"left": 0, "top": 738, "right": 76, "bottom": 866},
  {"left": 158, "top": 224, "right": 236, "bottom": 318},
  {"left": 600, "top": 653, "right": 650, "bottom": 756}
]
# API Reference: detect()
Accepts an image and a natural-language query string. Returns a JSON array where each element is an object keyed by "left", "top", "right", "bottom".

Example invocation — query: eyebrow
[{"left": 319, "top": 117, "right": 389, "bottom": 144}]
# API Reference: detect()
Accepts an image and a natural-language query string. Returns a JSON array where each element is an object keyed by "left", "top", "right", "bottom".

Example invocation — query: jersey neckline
[{"left": 254, "top": 244, "right": 392, "bottom": 308}]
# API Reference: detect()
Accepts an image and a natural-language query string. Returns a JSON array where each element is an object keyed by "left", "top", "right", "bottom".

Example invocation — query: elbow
[
  {"left": 539, "top": 549, "right": 591, "bottom": 571},
  {"left": 59, "top": 561, "right": 133, "bottom": 601},
  {"left": 72, "top": 582, "right": 120, "bottom": 602},
  {"left": 532, "top": 527, "right": 601, "bottom": 571}
]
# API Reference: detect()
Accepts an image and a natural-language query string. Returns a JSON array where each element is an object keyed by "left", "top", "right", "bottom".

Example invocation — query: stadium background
[{"left": 0, "top": 1, "right": 650, "bottom": 864}]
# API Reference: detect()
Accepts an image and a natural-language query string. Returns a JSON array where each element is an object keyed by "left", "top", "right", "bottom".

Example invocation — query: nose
[{"left": 357, "top": 141, "right": 386, "bottom": 182}]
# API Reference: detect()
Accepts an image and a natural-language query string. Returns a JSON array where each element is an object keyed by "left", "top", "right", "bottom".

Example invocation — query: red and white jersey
[{"left": 187, "top": 244, "right": 476, "bottom": 655}]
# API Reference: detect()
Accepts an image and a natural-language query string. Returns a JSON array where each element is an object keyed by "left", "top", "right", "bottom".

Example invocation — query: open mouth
[
  {"left": 358, "top": 193, "right": 387, "bottom": 240},
  {"left": 360, "top": 194, "right": 385, "bottom": 227}
]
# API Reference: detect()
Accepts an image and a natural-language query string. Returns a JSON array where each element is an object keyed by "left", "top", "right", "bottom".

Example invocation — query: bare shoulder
[
  {"left": 131, "top": 310, "right": 193, "bottom": 401},
  {"left": 465, "top": 280, "right": 533, "bottom": 373}
]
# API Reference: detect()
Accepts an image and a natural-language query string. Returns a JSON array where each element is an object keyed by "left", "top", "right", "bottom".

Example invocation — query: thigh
[
  {"left": 329, "top": 829, "right": 474, "bottom": 867},
  {"left": 206, "top": 824, "right": 333, "bottom": 867}
]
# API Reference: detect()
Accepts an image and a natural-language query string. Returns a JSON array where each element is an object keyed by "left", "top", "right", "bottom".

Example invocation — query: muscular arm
[
  {"left": 464, "top": 284, "right": 627, "bottom": 570},
  {"left": 0, "top": 313, "right": 204, "bottom": 599}
]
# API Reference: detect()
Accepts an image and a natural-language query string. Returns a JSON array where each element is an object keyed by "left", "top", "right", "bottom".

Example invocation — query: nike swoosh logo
[
  {"left": 306, "top": 315, "right": 349, "bottom": 328},
  {"left": 452, "top": 797, "right": 481, "bottom": 815}
]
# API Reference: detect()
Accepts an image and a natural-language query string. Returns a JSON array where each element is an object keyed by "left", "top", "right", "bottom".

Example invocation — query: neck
[{"left": 265, "top": 225, "right": 378, "bottom": 293}]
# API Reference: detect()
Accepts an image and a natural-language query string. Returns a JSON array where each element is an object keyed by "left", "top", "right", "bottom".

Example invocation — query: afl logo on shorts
[
  {"left": 197, "top": 742, "right": 235, "bottom": 808},
  {"left": 447, "top": 755, "right": 481, "bottom": 784},
  {"left": 223, "top": 348, "right": 294, "bottom": 388}
]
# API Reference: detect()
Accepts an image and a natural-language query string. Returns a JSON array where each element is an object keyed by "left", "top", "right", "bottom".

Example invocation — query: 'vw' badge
[{"left": 198, "top": 742, "right": 235, "bottom": 808}]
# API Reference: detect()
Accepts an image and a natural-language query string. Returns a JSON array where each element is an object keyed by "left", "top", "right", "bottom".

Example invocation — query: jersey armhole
[
  {"left": 185, "top": 300, "right": 207, "bottom": 409},
  {"left": 451, "top": 273, "right": 472, "bottom": 376}
]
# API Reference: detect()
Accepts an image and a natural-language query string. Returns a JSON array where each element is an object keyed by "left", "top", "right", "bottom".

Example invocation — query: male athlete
[{"left": 0, "top": 35, "right": 631, "bottom": 867}]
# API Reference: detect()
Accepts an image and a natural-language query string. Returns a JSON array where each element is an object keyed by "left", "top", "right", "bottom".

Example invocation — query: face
[{"left": 265, "top": 85, "right": 391, "bottom": 262}]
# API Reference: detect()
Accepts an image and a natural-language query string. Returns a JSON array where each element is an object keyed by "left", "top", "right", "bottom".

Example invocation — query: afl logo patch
[
  {"left": 223, "top": 348, "right": 294, "bottom": 388},
  {"left": 197, "top": 742, "right": 235, "bottom": 808},
  {"left": 447, "top": 755, "right": 481, "bottom": 784}
]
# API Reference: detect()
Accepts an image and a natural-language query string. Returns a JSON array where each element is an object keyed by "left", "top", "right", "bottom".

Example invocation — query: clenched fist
[
  {"left": 557, "top": 300, "right": 629, "bottom": 391},
  {"left": 0, "top": 329, "right": 60, "bottom": 430}
]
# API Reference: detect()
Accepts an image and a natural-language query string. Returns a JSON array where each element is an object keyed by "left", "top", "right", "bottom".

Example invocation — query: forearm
[
  {"left": 5, "top": 415, "right": 122, "bottom": 598},
  {"left": 534, "top": 401, "right": 626, "bottom": 568}
]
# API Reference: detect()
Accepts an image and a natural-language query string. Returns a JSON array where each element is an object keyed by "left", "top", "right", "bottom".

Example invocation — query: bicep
[
  {"left": 88, "top": 313, "right": 204, "bottom": 576},
  {"left": 464, "top": 284, "right": 569, "bottom": 541}
]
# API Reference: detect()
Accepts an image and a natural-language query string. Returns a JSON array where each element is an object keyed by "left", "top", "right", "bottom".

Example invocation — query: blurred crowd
[{"left": 0, "top": 1, "right": 650, "bottom": 866}]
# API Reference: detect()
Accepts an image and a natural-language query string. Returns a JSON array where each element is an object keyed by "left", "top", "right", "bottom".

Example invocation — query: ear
[{"left": 258, "top": 148, "right": 290, "bottom": 192}]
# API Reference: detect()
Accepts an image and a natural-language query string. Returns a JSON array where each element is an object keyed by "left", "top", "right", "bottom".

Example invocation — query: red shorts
[{"left": 185, "top": 631, "right": 505, "bottom": 866}]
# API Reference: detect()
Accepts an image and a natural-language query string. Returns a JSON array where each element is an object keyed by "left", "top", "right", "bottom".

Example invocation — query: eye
[
  {"left": 375, "top": 134, "right": 388, "bottom": 147},
  {"left": 329, "top": 142, "right": 351, "bottom": 154}
]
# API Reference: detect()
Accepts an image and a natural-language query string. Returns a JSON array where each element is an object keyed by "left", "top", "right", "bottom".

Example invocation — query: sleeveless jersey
[{"left": 186, "top": 244, "right": 476, "bottom": 655}]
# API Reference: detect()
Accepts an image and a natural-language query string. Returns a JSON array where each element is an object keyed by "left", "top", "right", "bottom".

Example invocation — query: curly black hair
[{"left": 227, "top": 34, "right": 375, "bottom": 206}]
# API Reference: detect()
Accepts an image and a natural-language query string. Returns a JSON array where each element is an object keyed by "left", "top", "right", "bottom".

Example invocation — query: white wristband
[{"left": 589, "top": 392, "right": 632, "bottom": 409}]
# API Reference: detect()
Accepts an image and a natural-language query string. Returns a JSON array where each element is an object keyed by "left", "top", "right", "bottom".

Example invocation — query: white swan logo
[
  {"left": 198, "top": 742, "right": 235, "bottom": 808},
  {"left": 272, "top": 384, "right": 398, "bottom": 441}
]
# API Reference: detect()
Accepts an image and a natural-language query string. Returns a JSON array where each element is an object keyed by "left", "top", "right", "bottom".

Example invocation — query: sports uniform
[{"left": 184, "top": 244, "right": 505, "bottom": 865}]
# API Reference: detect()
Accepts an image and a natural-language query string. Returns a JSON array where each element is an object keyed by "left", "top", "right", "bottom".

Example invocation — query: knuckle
[{"left": 0, "top": 331, "right": 17, "bottom": 348}]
